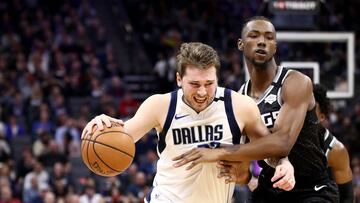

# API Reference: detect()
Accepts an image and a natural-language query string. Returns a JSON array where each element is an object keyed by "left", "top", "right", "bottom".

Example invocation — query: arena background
[{"left": 0, "top": 0, "right": 359, "bottom": 202}]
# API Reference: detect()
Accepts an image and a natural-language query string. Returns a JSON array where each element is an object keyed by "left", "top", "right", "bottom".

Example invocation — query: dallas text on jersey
[{"left": 172, "top": 124, "right": 223, "bottom": 145}]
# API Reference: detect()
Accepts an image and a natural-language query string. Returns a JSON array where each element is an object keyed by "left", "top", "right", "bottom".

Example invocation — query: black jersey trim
[
  {"left": 158, "top": 90, "right": 177, "bottom": 154},
  {"left": 224, "top": 88, "right": 241, "bottom": 144}
]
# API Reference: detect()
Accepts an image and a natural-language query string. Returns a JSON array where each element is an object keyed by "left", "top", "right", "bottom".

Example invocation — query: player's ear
[
  {"left": 238, "top": 38, "right": 244, "bottom": 51},
  {"left": 176, "top": 72, "right": 182, "bottom": 87},
  {"left": 318, "top": 113, "right": 326, "bottom": 123}
]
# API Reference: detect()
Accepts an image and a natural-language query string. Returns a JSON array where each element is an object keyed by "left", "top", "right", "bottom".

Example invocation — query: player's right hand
[
  {"left": 271, "top": 158, "right": 295, "bottom": 191},
  {"left": 81, "top": 114, "right": 124, "bottom": 139}
]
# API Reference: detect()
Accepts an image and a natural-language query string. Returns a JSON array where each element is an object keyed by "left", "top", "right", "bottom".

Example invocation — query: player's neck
[{"left": 247, "top": 60, "right": 278, "bottom": 95}]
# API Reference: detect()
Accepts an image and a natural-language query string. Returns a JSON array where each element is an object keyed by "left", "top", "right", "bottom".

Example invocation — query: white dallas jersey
[{"left": 145, "top": 87, "right": 244, "bottom": 203}]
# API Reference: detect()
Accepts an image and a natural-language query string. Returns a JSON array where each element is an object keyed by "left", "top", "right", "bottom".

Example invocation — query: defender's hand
[
  {"left": 81, "top": 114, "right": 124, "bottom": 139},
  {"left": 172, "top": 148, "right": 220, "bottom": 170},
  {"left": 271, "top": 159, "right": 295, "bottom": 191}
]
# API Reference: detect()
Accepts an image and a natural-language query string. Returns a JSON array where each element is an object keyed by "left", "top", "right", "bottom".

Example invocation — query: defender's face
[
  {"left": 239, "top": 20, "right": 277, "bottom": 67},
  {"left": 177, "top": 65, "right": 217, "bottom": 113}
]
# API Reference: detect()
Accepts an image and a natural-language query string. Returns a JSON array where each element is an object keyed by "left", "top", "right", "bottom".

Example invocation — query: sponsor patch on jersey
[{"left": 264, "top": 94, "right": 277, "bottom": 104}]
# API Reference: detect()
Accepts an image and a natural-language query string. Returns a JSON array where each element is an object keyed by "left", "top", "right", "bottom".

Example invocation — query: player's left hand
[
  {"left": 271, "top": 158, "right": 295, "bottom": 191},
  {"left": 172, "top": 148, "right": 220, "bottom": 170},
  {"left": 217, "top": 161, "right": 251, "bottom": 184}
]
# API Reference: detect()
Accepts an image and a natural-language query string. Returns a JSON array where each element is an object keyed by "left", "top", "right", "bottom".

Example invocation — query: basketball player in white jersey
[{"left": 82, "top": 42, "right": 294, "bottom": 203}]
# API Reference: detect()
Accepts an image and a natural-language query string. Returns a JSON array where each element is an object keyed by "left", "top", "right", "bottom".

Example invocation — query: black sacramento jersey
[{"left": 239, "top": 67, "right": 328, "bottom": 189}]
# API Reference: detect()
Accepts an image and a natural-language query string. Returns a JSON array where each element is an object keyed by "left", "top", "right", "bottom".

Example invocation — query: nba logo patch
[{"left": 265, "top": 94, "right": 277, "bottom": 104}]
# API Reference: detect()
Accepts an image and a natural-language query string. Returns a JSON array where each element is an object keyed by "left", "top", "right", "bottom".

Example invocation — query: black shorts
[{"left": 251, "top": 178, "right": 339, "bottom": 203}]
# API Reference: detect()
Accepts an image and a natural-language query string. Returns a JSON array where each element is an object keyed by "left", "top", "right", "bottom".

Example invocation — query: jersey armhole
[
  {"left": 157, "top": 90, "right": 178, "bottom": 154},
  {"left": 224, "top": 88, "right": 242, "bottom": 144}
]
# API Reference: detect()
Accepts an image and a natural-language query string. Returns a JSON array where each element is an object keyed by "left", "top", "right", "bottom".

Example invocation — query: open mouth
[
  {"left": 255, "top": 49, "right": 267, "bottom": 56},
  {"left": 194, "top": 97, "right": 206, "bottom": 104}
]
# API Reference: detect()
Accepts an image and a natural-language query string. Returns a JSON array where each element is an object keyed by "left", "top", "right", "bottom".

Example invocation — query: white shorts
[{"left": 144, "top": 187, "right": 179, "bottom": 203}]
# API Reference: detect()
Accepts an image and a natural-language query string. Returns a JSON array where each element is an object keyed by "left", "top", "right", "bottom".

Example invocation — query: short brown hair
[{"left": 176, "top": 42, "right": 220, "bottom": 77}]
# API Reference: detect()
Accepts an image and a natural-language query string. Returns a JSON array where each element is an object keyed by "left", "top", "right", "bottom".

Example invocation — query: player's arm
[
  {"left": 225, "top": 94, "right": 295, "bottom": 190},
  {"left": 328, "top": 140, "right": 354, "bottom": 202},
  {"left": 173, "top": 73, "right": 313, "bottom": 166},
  {"left": 226, "top": 93, "right": 290, "bottom": 160},
  {"left": 219, "top": 72, "right": 314, "bottom": 161},
  {"left": 265, "top": 71, "right": 315, "bottom": 153},
  {"left": 81, "top": 94, "right": 169, "bottom": 142},
  {"left": 125, "top": 94, "right": 169, "bottom": 142},
  {"left": 172, "top": 92, "right": 287, "bottom": 166}
]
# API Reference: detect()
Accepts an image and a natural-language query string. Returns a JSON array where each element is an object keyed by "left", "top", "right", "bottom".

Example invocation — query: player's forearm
[{"left": 218, "top": 135, "right": 290, "bottom": 161}]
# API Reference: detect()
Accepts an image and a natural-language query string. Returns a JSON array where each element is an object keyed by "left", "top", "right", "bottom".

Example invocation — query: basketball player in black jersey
[
  {"left": 173, "top": 16, "right": 339, "bottom": 202},
  {"left": 215, "top": 85, "right": 353, "bottom": 202},
  {"left": 314, "top": 84, "right": 353, "bottom": 202}
]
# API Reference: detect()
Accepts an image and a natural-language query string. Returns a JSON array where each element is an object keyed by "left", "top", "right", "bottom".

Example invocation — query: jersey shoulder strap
[
  {"left": 158, "top": 90, "right": 178, "bottom": 154},
  {"left": 271, "top": 67, "right": 292, "bottom": 88}
]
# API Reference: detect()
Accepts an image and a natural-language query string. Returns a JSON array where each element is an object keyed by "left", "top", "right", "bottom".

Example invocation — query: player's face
[
  {"left": 239, "top": 20, "right": 277, "bottom": 67},
  {"left": 177, "top": 65, "right": 217, "bottom": 113}
]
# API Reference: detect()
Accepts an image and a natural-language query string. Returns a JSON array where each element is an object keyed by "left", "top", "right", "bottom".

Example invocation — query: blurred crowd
[{"left": 0, "top": 0, "right": 360, "bottom": 202}]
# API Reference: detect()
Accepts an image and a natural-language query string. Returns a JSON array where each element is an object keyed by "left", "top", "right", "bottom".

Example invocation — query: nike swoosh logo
[
  {"left": 174, "top": 114, "right": 189, "bottom": 120},
  {"left": 314, "top": 185, "right": 327, "bottom": 191}
]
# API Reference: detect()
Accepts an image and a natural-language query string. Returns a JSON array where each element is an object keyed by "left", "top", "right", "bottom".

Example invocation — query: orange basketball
[{"left": 81, "top": 122, "right": 135, "bottom": 177}]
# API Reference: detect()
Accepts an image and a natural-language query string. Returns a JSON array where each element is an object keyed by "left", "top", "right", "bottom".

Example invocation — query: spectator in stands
[
  {"left": 48, "top": 86, "right": 68, "bottom": 117},
  {"left": 79, "top": 177, "right": 104, "bottom": 203},
  {"left": 153, "top": 53, "right": 173, "bottom": 93},
  {"left": 16, "top": 149, "right": 35, "bottom": 184},
  {"left": 65, "top": 193, "right": 81, "bottom": 203},
  {"left": 54, "top": 113, "right": 80, "bottom": 157},
  {"left": 26, "top": 84, "right": 44, "bottom": 123},
  {"left": 43, "top": 191, "right": 56, "bottom": 203},
  {"left": 22, "top": 175, "right": 44, "bottom": 203},
  {"left": 31, "top": 109, "right": 54, "bottom": 141},
  {"left": 38, "top": 140, "right": 67, "bottom": 168},
  {"left": 126, "top": 171, "right": 147, "bottom": 201},
  {"left": 0, "top": 162, "right": 18, "bottom": 197},
  {"left": 0, "top": 123, "right": 11, "bottom": 163},
  {"left": 105, "top": 75, "right": 125, "bottom": 98},
  {"left": 5, "top": 115, "right": 26, "bottom": 143},
  {"left": 32, "top": 131, "right": 51, "bottom": 158},
  {"left": 49, "top": 162, "right": 73, "bottom": 198},
  {"left": 0, "top": 184, "right": 21, "bottom": 203},
  {"left": 118, "top": 90, "right": 139, "bottom": 119},
  {"left": 118, "top": 163, "right": 139, "bottom": 194},
  {"left": 138, "top": 150, "right": 157, "bottom": 176},
  {"left": 8, "top": 92, "right": 26, "bottom": 123},
  {"left": 89, "top": 77, "right": 104, "bottom": 99},
  {"left": 23, "top": 160, "right": 49, "bottom": 192}
]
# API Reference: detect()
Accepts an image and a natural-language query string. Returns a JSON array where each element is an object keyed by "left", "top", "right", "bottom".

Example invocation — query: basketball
[{"left": 81, "top": 122, "right": 135, "bottom": 177}]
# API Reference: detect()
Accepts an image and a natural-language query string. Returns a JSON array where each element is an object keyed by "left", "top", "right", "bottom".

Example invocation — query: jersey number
[{"left": 198, "top": 142, "right": 221, "bottom": 149}]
